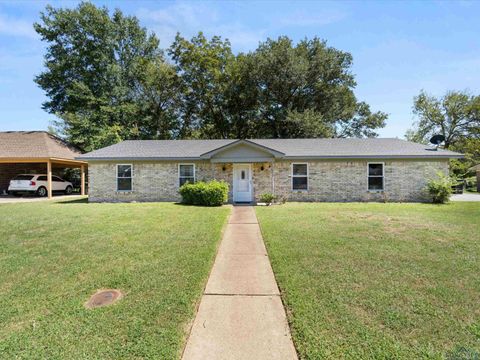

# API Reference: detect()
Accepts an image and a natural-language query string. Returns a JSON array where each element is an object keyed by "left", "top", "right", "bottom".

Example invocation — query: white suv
[{"left": 8, "top": 174, "right": 73, "bottom": 197}]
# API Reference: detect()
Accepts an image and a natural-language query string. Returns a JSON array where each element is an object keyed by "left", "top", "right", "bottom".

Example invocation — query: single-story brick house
[{"left": 77, "top": 138, "right": 462, "bottom": 203}]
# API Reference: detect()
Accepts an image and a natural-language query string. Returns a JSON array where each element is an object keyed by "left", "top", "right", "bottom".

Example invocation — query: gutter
[{"left": 76, "top": 154, "right": 463, "bottom": 161}]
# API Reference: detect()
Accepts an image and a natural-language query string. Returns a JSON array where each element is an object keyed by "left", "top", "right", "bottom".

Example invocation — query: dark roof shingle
[{"left": 77, "top": 138, "right": 462, "bottom": 160}]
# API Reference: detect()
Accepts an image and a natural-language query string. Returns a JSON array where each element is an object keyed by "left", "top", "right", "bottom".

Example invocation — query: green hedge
[
  {"left": 259, "top": 193, "right": 276, "bottom": 204},
  {"left": 179, "top": 180, "right": 229, "bottom": 206},
  {"left": 426, "top": 172, "right": 454, "bottom": 204}
]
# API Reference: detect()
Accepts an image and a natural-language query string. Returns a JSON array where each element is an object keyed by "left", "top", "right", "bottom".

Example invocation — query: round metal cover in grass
[{"left": 85, "top": 289, "right": 122, "bottom": 309}]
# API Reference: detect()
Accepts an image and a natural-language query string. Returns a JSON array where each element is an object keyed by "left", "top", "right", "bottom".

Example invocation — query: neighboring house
[
  {"left": 0, "top": 131, "right": 87, "bottom": 198},
  {"left": 77, "top": 138, "right": 462, "bottom": 203}
]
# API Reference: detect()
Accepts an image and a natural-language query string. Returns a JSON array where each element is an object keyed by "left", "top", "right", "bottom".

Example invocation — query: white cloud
[
  {"left": 0, "top": 13, "right": 37, "bottom": 39},
  {"left": 277, "top": 9, "right": 347, "bottom": 27},
  {"left": 137, "top": 2, "right": 264, "bottom": 52}
]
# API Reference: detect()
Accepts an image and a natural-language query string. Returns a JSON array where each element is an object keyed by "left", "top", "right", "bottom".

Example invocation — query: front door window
[{"left": 237, "top": 168, "right": 249, "bottom": 192}]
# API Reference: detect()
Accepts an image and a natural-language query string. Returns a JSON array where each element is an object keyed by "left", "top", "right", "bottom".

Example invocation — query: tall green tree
[
  {"left": 407, "top": 90, "right": 480, "bottom": 148},
  {"left": 169, "top": 34, "right": 387, "bottom": 139},
  {"left": 169, "top": 32, "right": 235, "bottom": 138},
  {"left": 250, "top": 37, "right": 387, "bottom": 138},
  {"left": 406, "top": 90, "right": 480, "bottom": 175},
  {"left": 34, "top": 2, "right": 164, "bottom": 151},
  {"left": 36, "top": 3, "right": 387, "bottom": 147},
  {"left": 136, "top": 58, "right": 183, "bottom": 139},
  {"left": 223, "top": 53, "right": 260, "bottom": 138}
]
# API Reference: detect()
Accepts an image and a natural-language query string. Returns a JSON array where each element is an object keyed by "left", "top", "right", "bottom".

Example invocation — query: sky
[{"left": 0, "top": 0, "right": 479, "bottom": 138}]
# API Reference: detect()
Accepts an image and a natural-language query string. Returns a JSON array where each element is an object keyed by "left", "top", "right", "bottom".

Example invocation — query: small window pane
[
  {"left": 37, "top": 176, "right": 47, "bottom": 181},
  {"left": 241, "top": 170, "right": 245, "bottom": 180},
  {"left": 368, "top": 164, "right": 383, "bottom": 176},
  {"left": 180, "top": 165, "right": 194, "bottom": 177},
  {"left": 293, "top": 164, "right": 307, "bottom": 176},
  {"left": 368, "top": 177, "right": 383, "bottom": 190},
  {"left": 118, "top": 165, "right": 132, "bottom": 178},
  {"left": 293, "top": 177, "right": 308, "bottom": 190},
  {"left": 117, "top": 178, "right": 132, "bottom": 191},
  {"left": 179, "top": 177, "right": 194, "bottom": 187}
]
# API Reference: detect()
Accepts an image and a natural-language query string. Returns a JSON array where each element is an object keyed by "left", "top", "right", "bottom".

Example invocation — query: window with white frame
[
  {"left": 179, "top": 164, "right": 195, "bottom": 186},
  {"left": 117, "top": 164, "right": 132, "bottom": 191},
  {"left": 292, "top": 163, "right": 308, "bottom": 190},
  {"left": 368, "top": 163, "right": 384, "bottom": 191}
]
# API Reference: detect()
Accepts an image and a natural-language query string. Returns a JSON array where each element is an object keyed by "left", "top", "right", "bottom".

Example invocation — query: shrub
[
  {"left": 179, "top": 180, "right": 229, "bottom": 206},
  {"left": 465, "top": 176, "right": 477, "bottom": 192},
  {"left": 426, "top": 172, "right": 454, "bottom": 204},
  {"left": 259, "top": 193, "right": 276, "bottom": 204}
]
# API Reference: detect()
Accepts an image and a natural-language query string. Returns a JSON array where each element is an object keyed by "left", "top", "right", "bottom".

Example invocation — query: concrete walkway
[
  {"left": 182, "top": 206, "right": 297, "bottom": 360},
  {"left": 451, "top": 193, "right": 480, "bottom": 201}
]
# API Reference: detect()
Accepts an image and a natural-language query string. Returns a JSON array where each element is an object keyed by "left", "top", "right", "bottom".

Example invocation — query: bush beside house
[
  {"left": 426, "top": 172, "right": 454, "bottom": 203},
  {"left": 259, "top": 193, "right": 276, "bottom": 205},
  {"left": 179, "top": 180, "right": 229, "bottom": 206}
]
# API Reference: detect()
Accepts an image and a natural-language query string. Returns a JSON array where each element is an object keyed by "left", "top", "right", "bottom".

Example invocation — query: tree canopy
[
  {"left": 35, "top": 2, "right": 387, "bottom": 151},
  {"left": 406, "top": 90, "right": 480, "bottom": 175}
]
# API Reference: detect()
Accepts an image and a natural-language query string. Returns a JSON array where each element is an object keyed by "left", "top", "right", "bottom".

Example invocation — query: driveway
[
  {"left": 451, "top": 193, "right": 480, "bottom": 202},
  {"left": 0, "top": 195, "right": 86, "bottom": 204}
]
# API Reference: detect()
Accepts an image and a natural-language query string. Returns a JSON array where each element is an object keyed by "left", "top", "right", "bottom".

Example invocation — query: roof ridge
[
  {"left": 0, "top": 130, "right": 49, "bottom": 134},
  {"left": 122, "top": 138, "right": 236, "bottom": 141},
  {"left": 42, "top": 131, "right": 54, "bottom": 158},
  {"left": 119, "top": 137, "right": 404, "bottom": 142}
]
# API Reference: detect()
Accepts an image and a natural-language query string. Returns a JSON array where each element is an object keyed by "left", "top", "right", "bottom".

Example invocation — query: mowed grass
[
  {"left": 256, "top": 202, "right": 480, "bottom": 359},
  {"left": 0, "top": 199, "right": 229, "bottom": 359}
]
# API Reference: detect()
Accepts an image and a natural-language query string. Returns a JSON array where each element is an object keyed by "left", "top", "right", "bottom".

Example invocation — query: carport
[{"left": 0, "top": 131, "right": 87, "bottom": 198}]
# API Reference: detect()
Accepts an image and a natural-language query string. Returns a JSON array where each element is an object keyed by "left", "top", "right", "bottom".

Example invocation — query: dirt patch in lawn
[{"left": 85, "top": 289, "right": 123, "bottom": 309}]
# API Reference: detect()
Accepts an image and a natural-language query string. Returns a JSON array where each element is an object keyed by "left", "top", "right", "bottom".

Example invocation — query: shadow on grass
[
  {"left": 173, "top": 202, "right": 225, "bottom": 208},
  {"left": 56, "top": 198, "right": 89, "bottom": 205},
  {"left": 54, "top": 199, "right": 227, "bottom": 206}
]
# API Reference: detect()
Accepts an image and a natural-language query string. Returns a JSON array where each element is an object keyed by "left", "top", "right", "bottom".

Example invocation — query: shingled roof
[
  {"left": 77, "top": 138, "right": 462, "bottom": 160},
  {"left": 0, "top": 131, "right": 82, "bottom": 160}
]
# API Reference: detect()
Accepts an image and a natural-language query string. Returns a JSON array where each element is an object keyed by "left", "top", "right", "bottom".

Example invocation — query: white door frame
[{"left": 233, "top": 163, "right": 253, "bottom": 203}]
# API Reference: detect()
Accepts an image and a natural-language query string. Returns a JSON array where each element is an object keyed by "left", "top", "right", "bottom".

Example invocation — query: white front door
[{"left": 233, "top": 164, "right": 252, "bottom": 202}]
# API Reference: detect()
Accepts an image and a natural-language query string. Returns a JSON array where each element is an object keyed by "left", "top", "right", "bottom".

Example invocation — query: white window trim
[
  {"left": 367, "top": 162, "right": 385, "bottom": 192},
  {"left": 116, "top": 164, "right": 133, "bottom": 192},
  {"left": 178, "top": 163, "right": 196, "bottom": 187},
  {"left": 291, "top": 162, "right": 309, "bottom": 191}
]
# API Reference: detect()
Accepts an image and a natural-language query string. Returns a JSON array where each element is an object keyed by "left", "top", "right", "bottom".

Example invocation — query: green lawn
[
  {"left": 256, "top": 202, "right": 480, "bottom": 359},
  {"left": 0, "top": 199, "right": 229, "bottom": 359}
]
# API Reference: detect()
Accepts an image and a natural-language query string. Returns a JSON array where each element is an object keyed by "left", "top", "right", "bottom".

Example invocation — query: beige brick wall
[
  {"left": 252, "top": 162, "right": 274, "bottom": 202},
  {"left": 271, "top": 159, "right": 449, "bottom": 202},
  {"left": 88, "top": 161, "right": 211, "bottom": 202},
  {"left": 212, "top": 163, "right": 234, "bottom": 200},
  {"left": 88, "top": 159, "right": 449, "bottom": 203}
]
